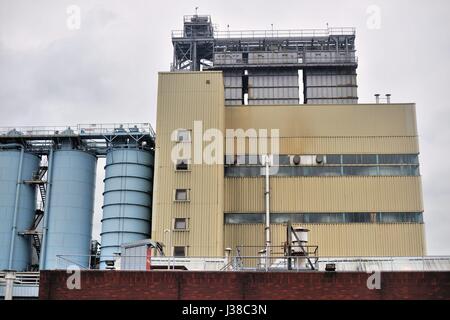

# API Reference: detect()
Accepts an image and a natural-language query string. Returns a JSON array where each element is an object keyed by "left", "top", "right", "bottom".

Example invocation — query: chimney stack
[
  {"left": 374, "top": 94, "right": 380, "bottom": 104},
  {"left": 386, "top": 94, "right": 391, "bottom": 104}
]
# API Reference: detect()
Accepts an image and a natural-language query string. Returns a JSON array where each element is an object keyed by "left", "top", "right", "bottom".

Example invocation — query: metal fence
[
  {"left": 55, "top": 254, "right": 450, "bottom": 272},
  {"left": 172, "top": 27, "right": 356, "bottom": 39},
  {"left": 0, "top": 123, "right": 155, "bottom": 138}
]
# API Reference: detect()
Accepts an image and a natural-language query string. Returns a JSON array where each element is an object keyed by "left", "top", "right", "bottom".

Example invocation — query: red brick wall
[{"left": 39, "top": 271, "right": 450, "bottom": 300}]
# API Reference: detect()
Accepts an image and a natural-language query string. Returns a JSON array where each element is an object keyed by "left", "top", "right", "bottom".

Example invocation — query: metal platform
[{"left": 0, "top": 123, "right": 155, "bottom": 156}]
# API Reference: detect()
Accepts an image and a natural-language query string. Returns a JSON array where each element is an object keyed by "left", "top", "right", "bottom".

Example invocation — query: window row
[
  {"left": 224, "top": 154, "right": 419, "bottom": 166},
  {"left": 225, "top": 165, "right": 420, "bottom": 177},
  {"left": 224, "top": 212, "right": 424, "bottom": 224}
]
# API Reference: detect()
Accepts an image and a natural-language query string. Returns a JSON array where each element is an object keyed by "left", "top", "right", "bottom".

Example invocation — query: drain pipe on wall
[
  {"left": 264, "top": 154, "right": 271, "bottom": 271},
  {"left": 0, "top": 143, "right": 25, "bottom": 270},
  {"left": 39, "top": 148, "right": 54, "bottom": 270}
]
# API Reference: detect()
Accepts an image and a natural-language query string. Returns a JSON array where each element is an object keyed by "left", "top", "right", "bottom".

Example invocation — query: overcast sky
[{"left": 1, "top": 0, "right": 449, "bottom": 255}]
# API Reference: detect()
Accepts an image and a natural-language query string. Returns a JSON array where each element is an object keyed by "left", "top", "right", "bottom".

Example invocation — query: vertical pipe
[
  {"left": 39, "top": 148, "right": 54, "bottom": 270},
  {"left": 386, "top": 94, "right": 391, "bottom": 104},
  {"left": 4, "top": 272, "right": 16, "bottom": 300},
  {"left": 374, "top": 94, "right": 380, "bottom": 104},
  {"left": 287, "top": 220, "right": 292, "bottom": 270},
  {"left": 8, "top": 147, "right": 24, "bottom": 270},
  {"left": 264, "top": 155, "right": 270, "bottom": 270}
]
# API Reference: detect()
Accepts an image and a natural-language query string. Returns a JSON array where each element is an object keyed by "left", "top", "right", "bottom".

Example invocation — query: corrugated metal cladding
[
  {"left": 248, "top": 70, "right": 299, "bottom": 104},
  {"left": 224, "top": 70, "right": 243, "bottom": 106},
  {"left": 303, "top": 68, "right": 358, "bottom": 104},
  {"left": 248, "top": 52, "right": 298, "bottom": 64},
  {"left": 214, "top": 53, "right": 243, "bottom": 65},
  {"left": 0, "top": 150, "right": 40, "bottom": 271},
  {"left": 224, "top": 136, "right": 419, "bottom": 154},
  {"left": 225, "top": 104, "right": 418, "bottom": 137},
  {"left": 224, "top": 223, "right": 426, "bottom": 257},
  {"left": 42, "top": 150, "right": 97, "bottom": 270},
  {"left": 304, "top": 51, "right": 356, "bottom": 64},
  {"left": 152, "top": 72, "right": 224, "bottom": 256},
  {"left": 224, "top": 176, "right": 423, "bottom": 213},
  {"left": 99, "top": 148, "right": 153, "bottom": 269}
]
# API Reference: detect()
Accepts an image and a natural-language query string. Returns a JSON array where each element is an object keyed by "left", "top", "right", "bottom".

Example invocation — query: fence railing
[
  {"left": 172, "top": 27, "right": 355, "bottom": 39},
  {"left": 0, "top": 123, "right": 155, "bottom": 138},
  {"left": 55, "top": 254, "right": 450, "bottom": 272},
  {"left": 0, "top": 272, "right": 40, "bottom": 285}
]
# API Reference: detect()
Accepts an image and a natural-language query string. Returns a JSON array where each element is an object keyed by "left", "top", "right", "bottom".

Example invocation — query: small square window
[
  {"left": 174, "top": 218, "right": 187, "bottom": 230},
  {"left": 173, "top": 246, "right": 186, "bottom": 257},
  {"left": 175, "top": 159, "right": 189, "bottom": 171},
  {"left": 176, "top": 129, "right": 191, "bottom": 142},
  {"left": 175, "top": 189, "right": 189, "bottom": 201}
]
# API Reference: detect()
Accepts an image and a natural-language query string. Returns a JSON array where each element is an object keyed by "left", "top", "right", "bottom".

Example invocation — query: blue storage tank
[
  {"left": 0, "top": 149, "right": 40, "bottom": 271},
  {"left": 100, "top": 148, "right": 153, "bottom": 269},
  {"left": 40, "top": 149, "right": 97, "bottom": 270}
]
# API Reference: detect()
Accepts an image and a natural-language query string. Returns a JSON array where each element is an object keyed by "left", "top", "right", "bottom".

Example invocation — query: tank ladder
[{"left": 22, "top": 165, "right": 48, "bottom": 260}]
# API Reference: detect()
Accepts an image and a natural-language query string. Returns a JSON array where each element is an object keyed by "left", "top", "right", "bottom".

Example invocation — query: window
[
  {"left": 174, "top": 189, "right": 189, "bottom": 201},
  {"left": 174, "top": 218, "right": 188, "bottom": 230},
  {"left": 175, "top": 159, "right": 189, "bottom": 171},
  {"left": 176, "top": 129, "right": 191, "bottom": 142},
  {"left": 173, "top": 246, "right": 186, "bottom": 257},
  {"left": 224, "top": 212, "right": 423, "bottom": 224}
]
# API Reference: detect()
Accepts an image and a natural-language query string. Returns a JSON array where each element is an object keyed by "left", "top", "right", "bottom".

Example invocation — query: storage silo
[
  {"left": 40, "top": 146, "right": 97, "bottom": 270},
  {"left": 0, "top": 146, "right": 40, "bottom": 271},
  {"left": 99, "top": 148, "right": 153, "bottom": 269}
]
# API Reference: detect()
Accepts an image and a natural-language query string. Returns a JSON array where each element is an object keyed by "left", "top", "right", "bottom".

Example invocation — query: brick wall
[{"left": 39, "top": 271, "right": 450, "bottom": 300}]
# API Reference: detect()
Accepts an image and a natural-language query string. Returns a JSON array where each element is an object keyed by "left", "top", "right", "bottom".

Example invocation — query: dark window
[
  {"left": 176, "top": 130, "right": 191, "bottom": 142},
  {"left": 175, "top": 189, "right": 189, "bottom": 201},
  {"left": 176, "top": 159, "right": 189, "bottom": 171},
  {"left": 173, "top": 246, "right": 186, "bottom": 257},
  {"left": 342, "top": 154, "right": 377, "bottom": 164},
  {"left": 325, "top": 155, "right": 342, "bottom": 164},
  {"left": 342, "top": 166, "right": 378, "bottom": 176},
  {"left": 224, "top": 212, "right": 423, "bottom": 224},
  {"left": 174, "top": 218, "right": 187, "bottom": 230}
]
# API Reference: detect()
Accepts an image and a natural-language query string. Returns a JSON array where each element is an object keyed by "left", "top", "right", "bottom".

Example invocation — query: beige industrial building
[
  {"left": 151, "top": 71, "right": 425, "bottom": 258},
  {"left": 151, "top": 16, "right": 425, "bottom": 259}
]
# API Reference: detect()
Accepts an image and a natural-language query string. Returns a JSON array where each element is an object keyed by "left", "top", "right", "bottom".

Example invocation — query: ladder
[{"left": 21, "top": 166, "right": 48, "bottom": 261}]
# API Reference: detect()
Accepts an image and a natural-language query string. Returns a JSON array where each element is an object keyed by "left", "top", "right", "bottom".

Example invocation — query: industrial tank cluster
[{"left": 0, "top": 124, "right": 154, "bottom": 271}]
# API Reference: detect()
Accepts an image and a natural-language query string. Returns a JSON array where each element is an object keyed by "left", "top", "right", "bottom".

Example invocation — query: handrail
[{"left": 172, "top": 27, "right": 355, "bottom": 39}]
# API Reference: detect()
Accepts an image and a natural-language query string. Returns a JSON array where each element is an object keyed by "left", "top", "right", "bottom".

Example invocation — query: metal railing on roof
[
  {"left": 0, "top": 272, "right": 40, "bottom": 285},
  {"left": 54, "top": 254, "right": 450, "bottom": 272},
  {"left": 172, "top": 27, "right": 355, "bottom": 39},
  {"left": 0, "top": 123, "right": 155, "bottom": 139}
]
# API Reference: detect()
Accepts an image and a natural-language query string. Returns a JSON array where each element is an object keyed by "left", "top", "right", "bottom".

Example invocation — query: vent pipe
[
  {"left": 385, "top": 94, "right": 391, "bottom": 104},
  {"left": 374, "top": 94, "right": 380, "bottom": 104}
]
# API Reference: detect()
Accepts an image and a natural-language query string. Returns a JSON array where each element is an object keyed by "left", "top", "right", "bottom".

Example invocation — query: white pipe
[
  {"left": 8, "top": 146, "right": 24, "bottom": 270},
  {"left": 4, "top": 272, "right": 16, "bottom": 300},
  {"left": 264, "top": 155, "right": 271, "bottom": 269},
  {"left": 374, "top": 94, "right": 380, "bottom": 104},
  {"left": 386, "top": 94, "right": 391, "bottom": 104},
  {"left": 39, "top": 148, "right": 54, "bottom": 270}
]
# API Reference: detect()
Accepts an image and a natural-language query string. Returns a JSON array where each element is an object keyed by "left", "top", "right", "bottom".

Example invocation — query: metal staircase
[{"left": 22, "top": 166, "right": 48, "bottom": 260}]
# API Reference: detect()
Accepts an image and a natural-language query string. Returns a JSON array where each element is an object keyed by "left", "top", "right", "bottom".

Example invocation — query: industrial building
[
  {"left": 151, "top": 14, "right": 425, "bottom": 259},
  {"left": 1, "top": 14, "right": 449, "bottom": 300}
]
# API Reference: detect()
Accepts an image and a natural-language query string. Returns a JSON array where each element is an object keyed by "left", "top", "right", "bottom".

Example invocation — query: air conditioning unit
[
  {"left": 289, "top": 155, "right": 326, "bottom": 166},
  {"left": 289, "top": 155, "right": 302, "bottom": 165},
  {"left": 315, "top": 155, "right": 325, "bottom": 165}
]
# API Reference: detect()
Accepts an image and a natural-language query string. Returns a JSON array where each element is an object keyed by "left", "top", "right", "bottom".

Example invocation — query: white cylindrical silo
[
  {"left": 0, "top": 147, "right": 40, "bottom": 271},
  {"left": 40, "top": 149, "right": 97, "bottom": 270},
  {"left": 99, "top": 148, "right": 153, "bottom": 269}
]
